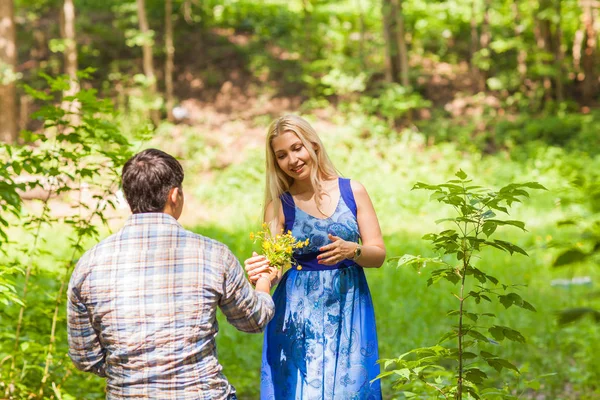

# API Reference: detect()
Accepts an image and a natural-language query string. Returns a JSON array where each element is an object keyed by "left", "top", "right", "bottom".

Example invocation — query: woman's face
[{"left": 271, "top": 130, "right": 312, "bottom": 181}]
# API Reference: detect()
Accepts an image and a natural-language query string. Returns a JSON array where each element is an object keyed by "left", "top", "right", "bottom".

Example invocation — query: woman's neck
[
  {"left": 290, "top": 174, "right": 337, "bottom": 196},
  {"left": 290, "top": 178, "right": 315, "bottom": 195}
]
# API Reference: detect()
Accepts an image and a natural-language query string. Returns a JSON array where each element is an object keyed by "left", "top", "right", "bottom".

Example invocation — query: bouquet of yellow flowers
[{"left": 250, "top": 224, "right": 310, "bottom": 270}]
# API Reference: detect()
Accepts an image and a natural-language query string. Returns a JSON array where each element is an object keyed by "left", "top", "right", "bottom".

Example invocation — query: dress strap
[
  {"left": 280, "top": 192, "right": 296, "bottom": 232},
  {"left": 339, "top": 177, "right": 357, "bottom": 217}
]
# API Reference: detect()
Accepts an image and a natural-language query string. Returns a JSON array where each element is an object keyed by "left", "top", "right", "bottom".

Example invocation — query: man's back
[{"left": 67, "top": 213, "right": 274, "bottom": 399}]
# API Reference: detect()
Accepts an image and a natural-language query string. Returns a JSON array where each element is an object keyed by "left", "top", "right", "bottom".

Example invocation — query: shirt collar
[{"left": 124, "top": 212, "right": 182, "bottom": 227}]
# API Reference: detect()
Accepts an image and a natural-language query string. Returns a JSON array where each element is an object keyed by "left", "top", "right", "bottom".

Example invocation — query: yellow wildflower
[{"left": 249, "top": 225, "right": 310, "bottom": 270}]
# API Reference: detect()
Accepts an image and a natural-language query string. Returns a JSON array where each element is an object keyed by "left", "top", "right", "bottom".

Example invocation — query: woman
[{"left": 245, "top": 115, "right": 385, "bottom": 399}]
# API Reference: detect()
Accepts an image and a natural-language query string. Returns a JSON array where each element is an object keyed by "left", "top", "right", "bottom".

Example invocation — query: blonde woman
[{"left": 245, "top": 115, "right": 385, "bottom": 399}]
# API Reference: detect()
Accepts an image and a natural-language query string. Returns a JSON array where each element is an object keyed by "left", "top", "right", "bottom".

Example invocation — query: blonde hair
[{"left": 264, "top": 115, "right": 338, "bottom": 231}]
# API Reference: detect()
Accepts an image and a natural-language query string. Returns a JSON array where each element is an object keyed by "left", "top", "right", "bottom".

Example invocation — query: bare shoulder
[
  {"left": 349, "top": 179, "right": 368, "bottom": 195},
  {"left": 264, "top": 200, "right": 284, "bottom": 219}
]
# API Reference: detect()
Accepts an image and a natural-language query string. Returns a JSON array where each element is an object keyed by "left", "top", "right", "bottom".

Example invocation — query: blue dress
[{"left": 260, "top": 178, "right": 382, "bottom": 400}]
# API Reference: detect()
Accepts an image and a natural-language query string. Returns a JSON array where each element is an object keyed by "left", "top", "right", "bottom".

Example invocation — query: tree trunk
[
  {"left": 62, "top": 0, "right": 79, "bottom": 122},
  {"left": 581, "top": 0, "right": 597, "bottom": 103},
  {"left": 356, "top": 0, "right": 366, "bottom": 69},
  {"left": 470, "top": 0, "right": 480, "bottom": 90},
  {"left": 302, "top": 0, "right": 313, "bottom": 59},
  {"left": 512, "top": 0, "right": 527, "bottom": 91},
  {"left": 165, "top": 0, "right": 175, "bottom": 121},
  {"left": 573, "top": 28, "right": 584, "bottom": 73},
  {"left": 137, "top": 0, "right": 160, "bottom": 125},
  {"left": 479, "top": 0, "right": 491, "bottom": 92},
  {"left": 0, "top": 0, "right": 18, "bottom": 143},
  {"left": 554, "top": 0, "right": 564, "bottom": 102},
  {"left": 392, "top": 0, "right": 409, "bottom": 87},
  {"left": 382, "top": 0, "right": 394, "bottom": 82},
  {"left": 535, "top": 0, "right": 554, "bottom": 102},
  {"left": 382, "top": 0, "right": 400, "bottom": 83}
]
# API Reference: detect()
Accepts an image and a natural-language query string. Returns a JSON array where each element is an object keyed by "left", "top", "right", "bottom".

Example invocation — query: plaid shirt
[{"left": 67, "top": 213, "right": 274, "bottom": 399}]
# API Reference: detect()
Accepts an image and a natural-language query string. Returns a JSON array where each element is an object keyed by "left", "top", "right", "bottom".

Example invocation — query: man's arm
[
  {"left": 67, "top": 268, "right": 107, "bottom": 377},
  {"left": 219, "top": 248, "right": 275, "bottom": 333}
]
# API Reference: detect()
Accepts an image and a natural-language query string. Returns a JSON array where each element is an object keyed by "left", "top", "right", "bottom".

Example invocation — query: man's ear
[{"left": 168, "top": 187, "right": 179, "bottom": 204}]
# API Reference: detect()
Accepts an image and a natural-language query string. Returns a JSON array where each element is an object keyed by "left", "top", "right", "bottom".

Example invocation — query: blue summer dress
[{"left": 260, "top": 177, "right": 382, "bottom": 400}]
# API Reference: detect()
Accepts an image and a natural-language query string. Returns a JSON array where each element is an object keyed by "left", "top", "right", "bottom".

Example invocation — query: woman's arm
[
  {"left": 352, "top": 180, "right": 386, "bottom": 267},
  {"left": 317, "top": 181, "right": 386, "bottom": 268}
]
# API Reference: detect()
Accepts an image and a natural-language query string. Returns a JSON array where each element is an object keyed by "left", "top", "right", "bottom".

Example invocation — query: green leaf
[
  {"left": 489, "top": 325, "right": 526, "bottom": 343},
  {"left": 489, "top": 326, "right": 505, "bottom": 341},
  {"left": 480, "top": 351, "right": 496, "bottom": 359},
  {"left": 557, "top": 307, "right": 600, "bottom": 325},
  {"left": 430, "top": 191, "right": 446, "bottom": 201},
  {"left": 486, "top": 357, "right": 519, "bottom": 373},
  {"left": 498, "top": 292, "right": 523, "bottom": 309},
  {"left": 485, "top": 274, "right": 499, "bottom": 285},
  {"left": 486, "top": 219, "right": 527, "bottom": 231},
  {"left": 482, "top": 210, "right": 496, "bottom": 219},
  {"left": 438, "top": 330, "right": 458, "bottom": 344},
  {"left": 521, "top": 182, "right": 547, "bottom": 190},
  {"left": 464, "top": 386, "right": 481, "bottom": 399},
  {"left": 466, "top": 329, "right": 488, "bottom": 342},
  {"left": 553, "top": 248, "right": 588, "bottom": 267},
  {"left": 413, "top": 182, "right": 440, "bottom": 191},
  {"left": 482, "top": 221, "right": 497, "bottom": 238},
  {"left": 493, "top": 239, "right": 529, "bottom": 256},
  {"left": 526, "top": 379, "right": 541, "bottom": 391},
  {"left": 494, "top": 358, "right": 520, "bottom": 373},
  {"left": 522, "top": 301, "right": 537, "bottom": 312},
  {"left": 456, "top": 170, "right": 468, "bottom": 180},
  {"left": 486, "top": 359, "right": 504, "bottom": 373},
  {"left": 464, "top": 367, "right": 488, "bottom": 384},
  {"left": 393, "top": 368, "right": 412, "bottom": 380},
  {"left": 465, "top": 312, "right": 479, "bottom": 322},
  {"left": 480, "top": 294, "right": 492, "bottom": 302}
]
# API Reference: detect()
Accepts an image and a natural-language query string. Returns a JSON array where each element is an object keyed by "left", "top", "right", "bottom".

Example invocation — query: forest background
[{"left": 0, "top": 0, "right": 599, "bottom": 399}]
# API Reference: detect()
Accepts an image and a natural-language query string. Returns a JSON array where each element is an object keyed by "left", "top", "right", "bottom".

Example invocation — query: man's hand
[{"left": 244, "top": 252, "right": 281, "bottom": 286}]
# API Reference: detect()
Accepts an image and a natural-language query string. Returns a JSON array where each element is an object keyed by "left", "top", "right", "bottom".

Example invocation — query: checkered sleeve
[
  {"left": 66, "top": 256, "right": 107, "bottom": 377},
  {"left": 218, "top": 248, "right": 275, "bottom": 333}
]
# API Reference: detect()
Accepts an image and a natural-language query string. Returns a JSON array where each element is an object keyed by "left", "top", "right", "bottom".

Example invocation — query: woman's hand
[
  {"left": 317, "top": 234, "right": 357, "bottom": 265},
  {"left": 244, "top": 252, "right": 281, "bottom": 286}
]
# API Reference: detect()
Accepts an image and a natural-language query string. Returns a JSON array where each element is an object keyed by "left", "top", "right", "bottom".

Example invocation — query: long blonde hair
[{"left": 264, "top": 115, "right": 338, "bottom": 230}]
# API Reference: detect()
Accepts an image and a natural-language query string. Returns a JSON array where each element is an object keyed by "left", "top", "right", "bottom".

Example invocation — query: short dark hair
[{"left": 121, "top": 149, "right": 184, "bottom": 214}]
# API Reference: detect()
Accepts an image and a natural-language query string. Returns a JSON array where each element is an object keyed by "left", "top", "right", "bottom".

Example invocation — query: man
[{"left": 67, "top": 149, "right": 277, "bottom": 399}]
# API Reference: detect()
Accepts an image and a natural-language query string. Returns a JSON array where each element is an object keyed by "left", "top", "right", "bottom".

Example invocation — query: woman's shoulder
[
  {"left": 347, "top": 178, "right": 367, "bottom": 195},
  {"left": 265, "top": 199, "right": 286, "bottom": 219}
]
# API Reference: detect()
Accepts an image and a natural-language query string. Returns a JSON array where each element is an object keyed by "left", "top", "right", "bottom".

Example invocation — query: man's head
[{"left": 121, "top": 149, "right": 184, "bottom": 219}]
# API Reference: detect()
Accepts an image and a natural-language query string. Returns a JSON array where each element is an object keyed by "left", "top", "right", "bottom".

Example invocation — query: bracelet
[{"left": 352, "top": 244, "right": 362, "bottom": 261}]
